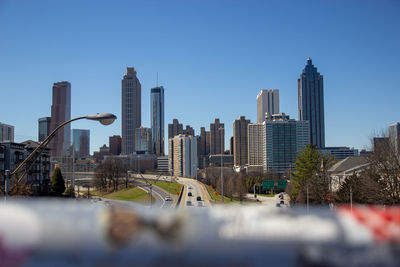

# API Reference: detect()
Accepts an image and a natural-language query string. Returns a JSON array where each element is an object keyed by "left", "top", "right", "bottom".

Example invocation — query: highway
[{"left": 177, "top": 177, "right": 211, "bottom": 209}]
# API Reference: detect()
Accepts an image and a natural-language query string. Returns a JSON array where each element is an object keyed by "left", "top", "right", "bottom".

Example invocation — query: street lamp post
[
  {"left": 4, "top": 113, "right": 117, "bottom": 199},
  {"left": 219, "top": 127, "right": 224, "bottom": 203}
]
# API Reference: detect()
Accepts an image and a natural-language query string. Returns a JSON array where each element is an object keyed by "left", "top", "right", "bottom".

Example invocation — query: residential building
[
  {"left": 135, "top": 127, "right": 152, "bottom": 153},
  {"left": 150, "top": 86, "right": 164, "bottom": 156},
  {"left": 168, "top": 119, "right": 183, "bottom": 139},
  {"left": 389, "top": 122, "right": 400, "bottom": 154},
  {"left": 210, "top": 118, "right": 224, "bottom": 155},
  {"left": 328, "top": 156, "right": 370, "bottom": 192},
  {"left": 229, "top": 136, "right": 233, "bottom": 155},
  {"left": 183, "top": 125, "right": 195, "bottom": 136},
  {"left": 0, "top": 140, "right": 51, "bottom": 195},
  {"left": 298, "top": 58, "right": 325, "bottom": 148},
  {"left": 71, "top": 129, "right": 90, "bottom": 159},
  {"left": 93, "top": 144, "right": 111, "bottom": 163},
  {"left": 122, "top": 67, "right": 141, "bottom": 155},
  {"left": 168, "top": 134, "right": 198, "bottom": 178},
  {"left": 49, "top": 81, "right": 71, "bottom": 157},
  {"left": 257, "top": 89, "right": 279, "bottom": 123},
  {"left": 248, "top": 123, "right": 264, "bottom": 167},
  {"left": 38, "top": 117, "right": 51, "bottom": 142},
  {"left": 320, "top": 147, "right": 359, "bottom": 160},
  {"left": 199, "top": 127, "right": 210, "bottom": 169},
  {"left": 264, "top": 113, "right": 310, "bottom": 173},
  {"left": 233, "top": 116, "right": 250, "bottom": 166},
  {"left": 0, "top": 122, "right": 14, "bottom": 142},
  {"left": 109, "top": 135, "right": 122, "bottom": 155}
]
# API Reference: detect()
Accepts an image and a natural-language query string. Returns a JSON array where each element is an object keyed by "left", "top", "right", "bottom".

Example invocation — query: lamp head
[{"left": 86, "top": 113, "right": 117, "bottom": 125}]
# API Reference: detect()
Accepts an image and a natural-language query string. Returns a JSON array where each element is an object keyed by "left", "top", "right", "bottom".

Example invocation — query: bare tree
[{"left": 94, "top": 158, "right": 127, "bottom": 192}]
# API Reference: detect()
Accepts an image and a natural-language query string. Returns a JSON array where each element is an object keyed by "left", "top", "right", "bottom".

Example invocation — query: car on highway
[
  {"left": 276, "top": 203, "right": 281, "bottom": 207},
  {"left": 196, "top": 196, "right": 201, "bottom": 201},
  {"left": 197, "top": 202, "right": 204, "bottom": 207},
  {"left": 188, "top": 186, "right": 192, "bottom": 189},
  {"left": 188, "top": 192, "right": 192, "bottom": 197},
  {"left": 186, "top": 200, "right": 192, "bottom": 206},
  {"left": 165, "top": 196, "right": 172, "bottom": 201},
  {"left": 280, "top": 200, "right": 284, "bottom": 205}
]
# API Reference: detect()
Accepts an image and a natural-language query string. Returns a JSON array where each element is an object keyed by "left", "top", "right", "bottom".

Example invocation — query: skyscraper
[
  {"left": 257, "top": 89, "right": 279, "bottom": 123},
  {"left": 233, "top": 116, "right": 250, "bottom": 166},
  {"left": 49, "top": 81, "right": 71, "bottom": 157},
  {"left": 298, "top": 58, "right": 325, "bottom": 148},
  {"left": 38, "top": 117, "right": 51, "bottom": 142},
  {"left": 150, "top": 86, "right": 164, "bottom": 156},
  {"left": 71, "top": 129, "right": 90, "bottom": 159},
  {"left": 210, "top": 119, "right": 224, "bottom": 155},
  {"left": 248, "top": 123, "right": 264, "bottom": 166},
  {"left": 0, "top": 122, "right": 14, "bottom": 142},
  {"left": 168, "top": 119, "right": 183, "bottom": 139},
  {"left": 122, "top": 67, "right": 141, "bottom": 155}
]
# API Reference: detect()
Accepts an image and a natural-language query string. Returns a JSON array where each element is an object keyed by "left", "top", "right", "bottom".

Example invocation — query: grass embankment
[
  {"left": 101, "top": 187, "right": 155, "bottom": 203},
  {"left": 148, "top": 181, "right": 182, "bottom": 196},
  {"left": 206, "top": 185, "right": 242, "bottom": 204}
]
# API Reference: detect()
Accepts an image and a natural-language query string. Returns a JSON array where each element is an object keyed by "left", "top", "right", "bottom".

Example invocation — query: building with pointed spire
[{"left": 298, "top": 58, "right": 325, "bottom": 148}]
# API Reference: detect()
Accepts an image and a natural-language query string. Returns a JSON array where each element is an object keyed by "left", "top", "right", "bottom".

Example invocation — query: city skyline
[{"left": 0, "top": 1, "right": 399, "bottom": 153}]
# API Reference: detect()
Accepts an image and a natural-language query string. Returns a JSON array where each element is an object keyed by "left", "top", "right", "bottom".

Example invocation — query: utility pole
[
  {"left": 150, "top": 184, "right": 153, "bottom": 208},
  {"left": 306, "top": 183, "right": 309, "bottom": 214},
  {"left": 5, "top": 170, "right": 10, "bottom": 201},
  {"left": 220, "top": 127, "right": 224, "bottom": 203},
  {"left": 350, "top": 185, "right": 353, "bottom": 212}
]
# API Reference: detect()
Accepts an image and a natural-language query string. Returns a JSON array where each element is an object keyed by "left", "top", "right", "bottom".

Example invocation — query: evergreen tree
[
  {"left": 51, "top": 167, "right": 66, "bottom": 196},
  {"left": 290, "top": 144, "right": 334, "bottom": 205}
]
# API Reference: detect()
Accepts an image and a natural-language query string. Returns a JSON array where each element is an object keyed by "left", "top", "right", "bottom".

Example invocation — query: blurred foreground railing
[{"left": 0, "top": 200, "right": 399, "bottom": 266}]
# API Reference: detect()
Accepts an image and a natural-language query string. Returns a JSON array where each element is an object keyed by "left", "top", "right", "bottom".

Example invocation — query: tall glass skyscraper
[
  {"left": 298, "top": 58, "right": 325, "bottom": 148},
  {"left": 150, "top": 86, "right": 164, "bottom": 156},
  {"left": 122, "top": 67, "right": 141, "bottom": 155},
  {"left": 38, "top": 117, "right": 51, "bottom": 142},
  {"left": 71, "top": 129, "right": 90, "bottom": 159}
]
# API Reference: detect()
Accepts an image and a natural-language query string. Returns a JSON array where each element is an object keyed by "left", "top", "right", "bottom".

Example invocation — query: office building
[
  {"left": 298, "top": 58, "right": 325, "bottom": 148},
  {"left": 233, "top": 116, "right": 250, "bottom": 166},
  {"left": 229, "top": 136, "right": 234, "bottom": 155},
  {"left": 183, "top": 125, "right": 195, "bottom": 136},
  {"left": 248, "top": 123, "right": 264, "bottom": 166},
  {"left": 168, "top": 119, "right": 183, "bottom": 139},
  {"left": 49, "top": 81, "right": 71, "bottom": 157},
  {"left": 257, "top": 89, "right": 279, "bottom": 123},
  {"left": 168, "top": 134, "right": 198, "bottom": 178},
  {"left": 38, "top": 117, "right": 51, "bottom": 142},
  {"left": 264, "top": 113, "right": 310, "bottom": 173},
  {"left": 320, "top": 147, "right": 359, "bottom": 160},
  {"left": 122, "top": 67, "right": 141, "bottom": 155},
  {"left": 157, "top": 156, "right": 169, "bottom": 173},
  {"left": 0, "top": 122, "right": 14, "bottom": 142},
  {"left": 151, "top": 86, "right": 164, "bottom": 156},
  {"left": 210, "top": 118, "right": 224, "bottom": 155},
  {"left": 389, "top": 122, "right": 400, "bottom": 154},
  {"left": 135, "top": 127, "right": 152, "bottom": 153},
  {"left": 109, "top": 135, "right": 122, "bottom": 155},
  {"left": 198, "top": 127, "right": 211, "bottom": 169},
  {"left": 71, "top": 129, "right": 90, "bottom": 159}
]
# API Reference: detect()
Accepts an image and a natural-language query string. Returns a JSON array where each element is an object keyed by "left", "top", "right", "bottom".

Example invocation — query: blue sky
[{"left": 0, "top": 0, "right": 399, "bottom": 153}]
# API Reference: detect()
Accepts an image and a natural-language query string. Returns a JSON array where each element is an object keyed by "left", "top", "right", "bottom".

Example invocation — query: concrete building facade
[
  {"left": 233, "top": 116, "right": 250, "bottom": 166},
  {"left": 122, "top": 67, "right": 141, "bottom": 155},
  {"left": 168, "top": 134, "right": 198, "bottom": 178},
  {"left": 49, "top": 81, "right": 71, "bottom": 157},
  {"left": 0, "top": 122, "right": 14, "bottom": 142},
  {"left": 248, "top": 123, "right": 264, "bottom": 167},
  {"left": 210, "top": 119, "right": 224, "bottom": 155},
  {"left": 389, "top": 122, "right": 400, "bottom": 154},
  {"left": 257, "top": 89, "right": 279, "bottom": 123},
  {"left": 109, "top": 135, "right": 122, "bottom": 155}
]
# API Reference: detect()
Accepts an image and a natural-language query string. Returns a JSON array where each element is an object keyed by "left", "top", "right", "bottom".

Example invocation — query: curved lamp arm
[{"left": 10, "top": 113, "right": 116, "bottom": 185}]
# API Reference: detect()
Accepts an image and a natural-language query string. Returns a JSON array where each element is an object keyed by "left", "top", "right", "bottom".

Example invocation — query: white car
[{"left": 165, "top": 196, "right": 172, "bottom": 201}]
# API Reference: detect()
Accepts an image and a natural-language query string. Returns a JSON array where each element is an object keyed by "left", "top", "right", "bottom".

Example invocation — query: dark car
[
  {"left": 280, "top": 200, "right": 284, "bottom": 205},
  {"left": 188, "top": 192, "right": 192, "bottom": 197},
  {"left": 196, "top": 196, "right": 201, "bottom": 201}
]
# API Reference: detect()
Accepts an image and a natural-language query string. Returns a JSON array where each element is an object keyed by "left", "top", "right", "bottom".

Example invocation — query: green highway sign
[
  {"left": 277, "top": 180, "right": 288, "bottom": 189},
  {"left": 262, "top": 180, "right": 274, "bottom": 190}
]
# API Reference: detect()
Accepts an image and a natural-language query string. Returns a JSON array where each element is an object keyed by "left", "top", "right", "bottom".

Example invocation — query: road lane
[{"left": 177, "top": 177, "right": 211, "bottom": 208}]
